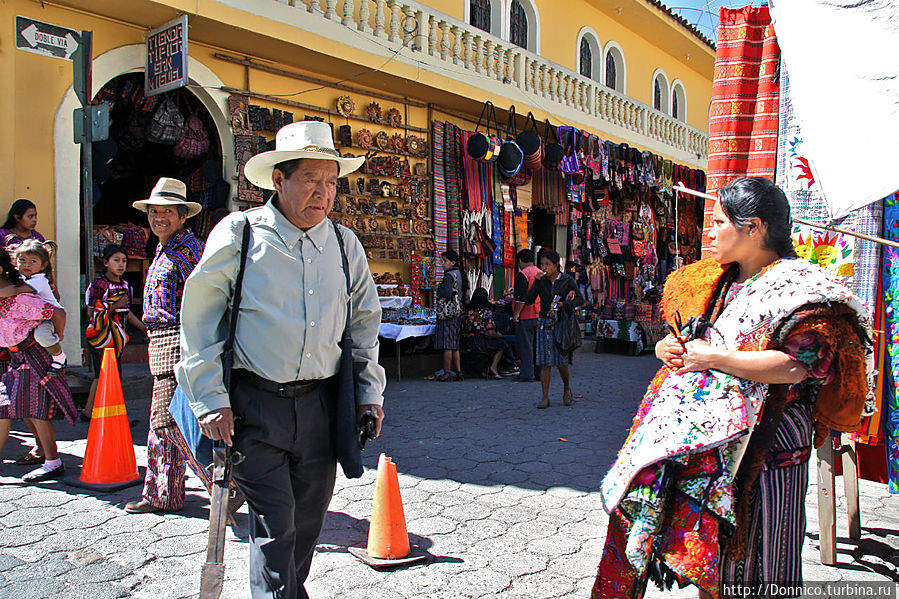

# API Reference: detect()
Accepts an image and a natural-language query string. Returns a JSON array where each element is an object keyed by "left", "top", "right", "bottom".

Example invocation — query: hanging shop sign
[
  {"left": 145, "top": 15, "right": 189, "bottom": 97},
  {"left": 15, "top": 16, "right": 80, "bottom": 60}
]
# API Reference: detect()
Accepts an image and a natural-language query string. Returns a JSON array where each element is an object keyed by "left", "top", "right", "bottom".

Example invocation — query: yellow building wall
[{"left": 0, "top": 0, "right": 710, "bottom": 255}]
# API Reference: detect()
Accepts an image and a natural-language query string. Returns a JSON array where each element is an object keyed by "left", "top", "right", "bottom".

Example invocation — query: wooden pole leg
[
  {"left": 840, "top": 435, "right": 861, "bottom": 540},
  {"left": 817, "top": 440, "right": 837, "bottom": 565}
]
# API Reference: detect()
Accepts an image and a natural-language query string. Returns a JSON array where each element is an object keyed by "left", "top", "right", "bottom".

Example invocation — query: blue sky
[{"left": 662, "top": 1, "right": 766, "bottom": 41}]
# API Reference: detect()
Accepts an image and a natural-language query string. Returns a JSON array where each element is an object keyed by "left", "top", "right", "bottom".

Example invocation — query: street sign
[
  {"left": 145, "top": 15, "right": 189, "bottom": 97},
  {"left": 15, "top": 16, "right": 80, "bottom": 60}
]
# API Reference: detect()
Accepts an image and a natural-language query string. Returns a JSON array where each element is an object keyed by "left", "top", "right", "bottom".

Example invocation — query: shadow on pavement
[
  {"left": 370, "top": 351, "right": 661, "bottom": 494},
  {"left": 805, "top": 531, "right": 899, "bottom": 581}
]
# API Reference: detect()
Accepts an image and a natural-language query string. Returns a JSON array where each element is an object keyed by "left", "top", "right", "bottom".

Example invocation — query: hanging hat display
[
  {"left": 498, "top": 105, "right": 524, "bottom": 179},
  {"left": 517, "top": 111, "right": 543, "bottom": 171},
  {"left": 466, "top": 101, "right": 502, "bottom": 163}
]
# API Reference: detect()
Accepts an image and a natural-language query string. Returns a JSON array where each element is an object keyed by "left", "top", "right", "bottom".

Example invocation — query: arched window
[
  {"left": 603, "top": 42, "right": 626, "bottom": 92},
  {"left": 470, "top": 0, "right": 490, "bottom": 34},
  {"left": 510, "top": 0, "right": 528, "bottom": 49},
  {"left": 579, "top": 38, "right": 592, "bottom": 78},
  {"left": 652, "top": 70, "right": 670, "bottom": 114},
  {"left": 671, "top": 80, "right": 687, "bottom": 121},
  {"left": 605, "top": 52, "right": 617, "bottom": 89}
]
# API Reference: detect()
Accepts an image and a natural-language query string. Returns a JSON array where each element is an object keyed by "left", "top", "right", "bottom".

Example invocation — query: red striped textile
[{"left": 702, "top": 6, "right": 781, "bottom": 256}]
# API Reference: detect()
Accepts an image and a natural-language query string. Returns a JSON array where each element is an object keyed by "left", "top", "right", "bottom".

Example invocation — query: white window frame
[
  {"left": 670, "top": 79, "right": 687, "bottom": 121},
  {"left": 464, "top": 0, "right": 503, "bottom": 38},
  {"left": 652, "top": 68, "right": 670, "bottom": 114},
  {"left": 501, "top": 0, "right": 540, "bottom": 54},
  {"left": 575, "top": 26, "right": 601, "bottom": 81},
  {"left": 602, "top": 41, "right": 626, "bottom": 94}
]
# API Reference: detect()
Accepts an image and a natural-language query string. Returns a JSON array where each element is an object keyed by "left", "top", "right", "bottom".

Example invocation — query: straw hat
[
  {"left": 244, "top": 121, "right": 365, "bottom": 190},
  {"left": 132, "top": 177, "right": 202, "bottom": 218}
]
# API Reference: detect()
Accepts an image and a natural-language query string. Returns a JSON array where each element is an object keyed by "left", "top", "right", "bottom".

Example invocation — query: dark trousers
[
  {"left": 230, "top": 377, "right": 337, "bottom": 599},
  {"left": 515, "top": 318, "right": 539, "bottom": 380}
]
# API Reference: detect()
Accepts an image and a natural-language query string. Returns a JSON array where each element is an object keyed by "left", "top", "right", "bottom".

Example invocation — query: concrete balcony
[{"left": 220, "top": 0, "right": 709, "bottom": 166}]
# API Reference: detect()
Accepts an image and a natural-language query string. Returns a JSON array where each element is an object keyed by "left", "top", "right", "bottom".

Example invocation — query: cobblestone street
[{"left": 1, "top": 348, "right": 896, "bottom": 598}]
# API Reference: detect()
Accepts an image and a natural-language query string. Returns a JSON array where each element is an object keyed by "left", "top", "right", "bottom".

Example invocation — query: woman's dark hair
[
  {"left": 517, "top": 249, "right": 535, "bottom": 264},
  {"left": 539, "top": 249, "right": 561, "bottom": 269},
  {"left": 0, "top": 249, "right": 24, "bottom": 286},
  {"left": 717, "top": 177, "right": 796, "bottom": 258},
  {"left": 102, "top": 243, "right": 128, "bottom": 262},
  {"left": 441, "top": 250, "right": 460, "bottom": 266},
  {"left": 467, "top": 287, "right": 490, "bottom": 310},
  {"left": 2, "top": 199, "right": 36, "bottom": 230}
]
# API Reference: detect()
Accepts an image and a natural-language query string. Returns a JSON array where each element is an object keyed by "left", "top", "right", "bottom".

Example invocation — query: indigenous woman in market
[
  {"left": 462, "top": 287, "right": 513, "bottom": 379},
  {"left": 0, "top": 199, "right": 51, "bottom": 467},
  {"left": 0, "top": 199, "right": 46, "bottom": 254},
  {"left": 0, "top": 248, "right": 77, "bottom": 482},
  {"left": 434, "top": 250, "right": 467, "bottom": 382},
  {"left": 591, "top": 177, "right": 872, "bottom": 599},
  {"left": 523, "top": 249, "right": 583, "bottom": 409}
]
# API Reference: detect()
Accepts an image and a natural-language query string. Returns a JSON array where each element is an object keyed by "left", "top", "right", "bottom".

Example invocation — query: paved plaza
[{"left": 0, "top": 348, "right": 897, "bottom": 598}]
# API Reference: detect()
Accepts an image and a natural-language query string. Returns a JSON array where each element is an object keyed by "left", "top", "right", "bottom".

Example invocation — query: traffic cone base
[
  {"left": 72, "top": 348, "right": 142, "bottom": 492},
  {"left": 348, "top": 545, "right": 429, "bottom": 569}
]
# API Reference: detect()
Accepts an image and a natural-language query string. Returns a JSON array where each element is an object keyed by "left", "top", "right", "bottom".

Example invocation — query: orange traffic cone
[
  {"left": 349, "top": 453, "right": 429, "bottom": 568},
  {"left": 69, "top": 348, "right": 142, "bottom": 491}
]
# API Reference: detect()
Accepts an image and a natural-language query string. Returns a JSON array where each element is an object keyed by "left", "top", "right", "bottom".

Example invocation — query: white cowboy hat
[
  {"left": 243, "top": 121, "right": 365, "bottom": 190},
  {"left": 132, "top": 177, "right": 202, "bottom": 218}
]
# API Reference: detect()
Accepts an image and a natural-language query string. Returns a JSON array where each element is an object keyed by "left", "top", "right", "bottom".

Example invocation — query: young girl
[
  {"left": 0, "top": 248, "right": 75, "bottom": 481},
  {"left": 82, "top": 244, "right": 146, "bottom": 420},
  {"left": 14, "top": 240, "right": 67, "bottom": 375}
]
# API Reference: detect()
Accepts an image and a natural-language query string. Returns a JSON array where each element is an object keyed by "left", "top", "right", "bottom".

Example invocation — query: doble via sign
[
  {"left": 15, "top": 16, "right": 80, "bottom": 60},
  {"left": 145, "top": 15, "right": 189, "bottom": 97}
]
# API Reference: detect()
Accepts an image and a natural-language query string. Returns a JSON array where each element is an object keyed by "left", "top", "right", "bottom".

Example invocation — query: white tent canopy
[{"left": 769, "top": 0, "right": 899, "bottom": 221}]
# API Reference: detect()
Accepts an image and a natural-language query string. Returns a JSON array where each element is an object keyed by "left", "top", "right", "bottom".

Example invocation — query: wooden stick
[{"left": 673, "top": 183, "right": 899, "bottom": 250}]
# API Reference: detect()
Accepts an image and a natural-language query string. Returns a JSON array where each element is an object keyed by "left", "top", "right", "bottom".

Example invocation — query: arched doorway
[{"left": 53, "top": 45, "right": 232, "bottom": 362}]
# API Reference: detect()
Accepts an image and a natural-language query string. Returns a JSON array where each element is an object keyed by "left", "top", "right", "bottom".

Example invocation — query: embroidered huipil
[
  {"left": 176, "top": 200, "right": 386, "bottom": 416},
  {"left": 142, "top": 229, "right": 204, "bottom": 331}
]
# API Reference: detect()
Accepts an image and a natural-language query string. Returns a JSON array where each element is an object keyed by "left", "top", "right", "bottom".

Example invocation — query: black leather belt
[{"left": 234, "top": 369, "right": 323, "bottom": 398}]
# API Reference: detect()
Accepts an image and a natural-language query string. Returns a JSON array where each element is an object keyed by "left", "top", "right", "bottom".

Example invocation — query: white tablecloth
[
  {"left": 378, "top": 323, "right": 436, "bottom": 342},
  {"left": 378, "top": 296, "right": 412, "bottom": 309}
]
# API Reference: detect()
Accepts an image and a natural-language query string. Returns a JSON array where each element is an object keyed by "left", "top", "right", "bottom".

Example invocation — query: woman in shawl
[{"left": 592, "top": 177, "right": 872, "bottom": 598}]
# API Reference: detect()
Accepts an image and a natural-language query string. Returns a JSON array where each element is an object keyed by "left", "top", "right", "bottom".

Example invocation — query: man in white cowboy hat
[
  {"left": 176, "top": 121, "right": 386, "bottom": 598},
  {"left": 125, "top": 177, "right": 206, "bottom": 514}
]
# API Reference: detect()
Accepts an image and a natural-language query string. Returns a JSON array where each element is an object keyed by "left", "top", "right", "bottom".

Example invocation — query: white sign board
[
  {"left": 145, "top": 15, "right": 189, "bottom": 97},
  {"left": 15, "top": 16, "right": 80, "bottom": 60}
]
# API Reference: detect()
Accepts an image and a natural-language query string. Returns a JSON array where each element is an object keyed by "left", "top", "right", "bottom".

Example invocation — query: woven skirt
[
  {"left": 434, "top": 316, "right": 462, "bottom": 350},
  {"left": 0, "top": 334, "right": 77, "bottom": 424},
  {"left": 536, "top": 317, "right": 571, "bottom": 367}
]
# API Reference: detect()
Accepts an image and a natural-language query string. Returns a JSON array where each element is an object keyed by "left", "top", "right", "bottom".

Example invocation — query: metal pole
[
  {"left": 672, "top": 183, "right": 899, "bottom": 250},
  {"left": 73, "top": 31, "right": 94, "bottom": 365}
]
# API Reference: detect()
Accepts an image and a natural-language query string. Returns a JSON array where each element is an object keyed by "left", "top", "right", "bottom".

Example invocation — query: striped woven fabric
[
  {"left": 702, "top": 5, "right": 780, "bottom": 256},
  {"left": 461, "top": 131, "right": 492, "bottom": 213},
  {"left": 432, "top": 120, "right": 447, "bottom": 281},
  {"left": 445, "top": 123, "right": 463, "bottom": 252},
  {"left": 882, "top": 194, "right": 899, "bottom": 492}
]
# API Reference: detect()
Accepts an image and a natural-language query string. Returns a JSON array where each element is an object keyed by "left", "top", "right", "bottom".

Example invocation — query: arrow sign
[{"left": 15, "top": 16, "right": 80, "bottom": 61}]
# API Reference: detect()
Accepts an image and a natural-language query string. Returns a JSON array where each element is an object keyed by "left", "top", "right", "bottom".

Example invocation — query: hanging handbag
[
  {"left": 173, "top": 106, "right": 211, "bottom": 159},
  {"left": 332, "top": 221, "right": 372, "bottom": 479},
  {"left": 558, "top": 126, "right": 582, "bottom": 176},
  {"left": 435, "top": 270, "right": 463, "bottom": 319},
  {"left": 542, "top": 119, "right": 564, "bottom": 170},
  {"left": 147, "top": 97, "right": 185, "bottom": 144},
  {"left": 498, "top": 105, "right": 524, "bottom": 180},
  {"left": 466, "top": 101, "right": 502, "bottom": 163},
  {"left": 554, "top": 305, "right": 582, "bottom": 353},
  {"left": 517, "top": 111, "right": 543, "bottom": 170}
]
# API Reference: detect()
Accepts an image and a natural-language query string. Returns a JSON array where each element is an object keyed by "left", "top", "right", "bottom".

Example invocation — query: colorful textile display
[
  {"left": 432, "top": 120, "right": 448, "bottom": 283},
  {"left": 882, "top": 193, "right": 899, "bottom": 493},
  {"left": 445, "top": 122, "right": 463, "bottom": 253},
  {"left": 702, "top": 6, "right": 781, "bottom": 256}
]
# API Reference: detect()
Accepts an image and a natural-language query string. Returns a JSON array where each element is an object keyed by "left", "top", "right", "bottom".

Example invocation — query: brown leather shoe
[{"left": 124, "top": 499, "right": 161, "bottom": 514}]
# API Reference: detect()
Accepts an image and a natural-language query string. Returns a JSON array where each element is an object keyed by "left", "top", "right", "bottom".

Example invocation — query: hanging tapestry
[
  {"left": 882, "top": 193, "right": 899, "bottom": 493},
  {"left": 445, "top": 123, "right": 463, "bottom": 253},
  {"left": 701, "top": 5, "right": 780, "bottom": 256},
  {"left": 432, "top": 120, "right": 448, "bottom": 283}
]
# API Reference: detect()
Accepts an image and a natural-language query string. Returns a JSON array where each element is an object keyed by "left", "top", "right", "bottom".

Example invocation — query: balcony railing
[{"left": 263, "top": 0, "right": 709, "bottom": 162}]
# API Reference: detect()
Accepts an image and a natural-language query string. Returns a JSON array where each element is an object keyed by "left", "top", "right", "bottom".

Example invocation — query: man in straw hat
[
  {"left": 176, "top": 121, "right": 386, "bottom": 597},
  {"left": 125, "top": 177, "right": 206, "bottom": 514}
]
